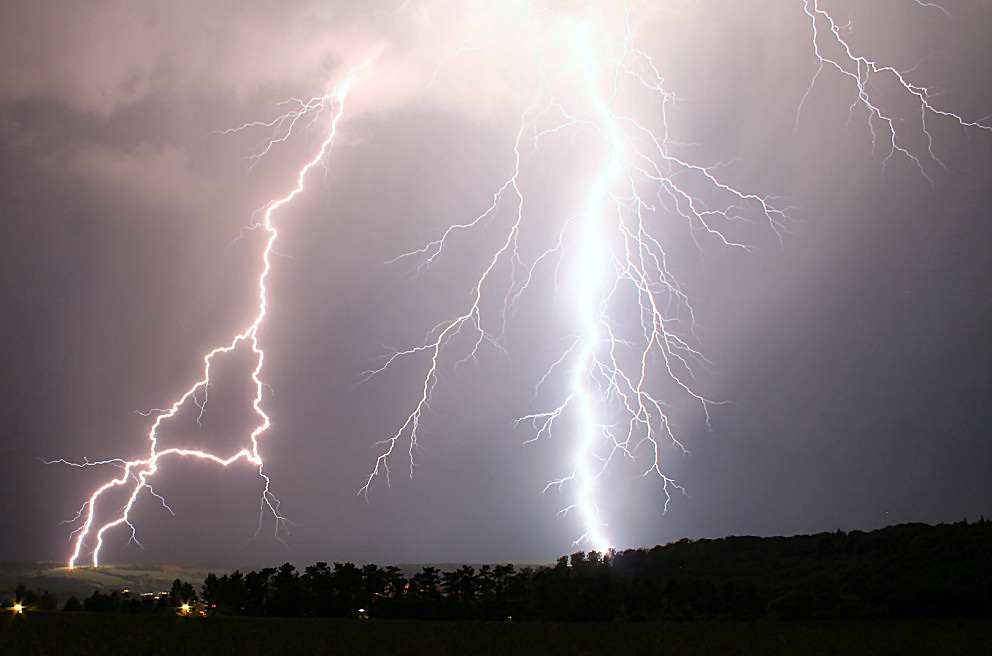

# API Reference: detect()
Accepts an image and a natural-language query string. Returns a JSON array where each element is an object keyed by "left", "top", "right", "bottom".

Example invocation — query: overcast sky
[{"left": 1, "top": 0, "right": 989, "bottom": 569}]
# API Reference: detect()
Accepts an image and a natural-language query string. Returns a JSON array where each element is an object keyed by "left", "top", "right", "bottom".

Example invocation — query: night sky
[{"left": 1, "top": 0, "right": 989, "bottom": 569}]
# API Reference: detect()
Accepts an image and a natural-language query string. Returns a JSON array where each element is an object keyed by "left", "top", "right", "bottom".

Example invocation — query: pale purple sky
[{"left": 1, "top": 0, "right": 989, "bottom": 568}]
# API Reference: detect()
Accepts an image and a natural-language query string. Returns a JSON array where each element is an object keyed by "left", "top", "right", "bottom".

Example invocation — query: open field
[{"left": 1, "top": 614, "right": 989, "bottom": 656}]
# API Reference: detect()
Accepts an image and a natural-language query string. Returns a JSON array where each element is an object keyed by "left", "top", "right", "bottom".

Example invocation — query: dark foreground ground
[{"left": 2, "top": 614, "right": 989, "bottom": 656}]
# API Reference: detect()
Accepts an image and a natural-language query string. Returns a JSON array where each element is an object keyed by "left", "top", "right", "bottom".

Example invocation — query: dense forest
[{"left": 12, "top": 521, "right": 991, "bottom": 621}]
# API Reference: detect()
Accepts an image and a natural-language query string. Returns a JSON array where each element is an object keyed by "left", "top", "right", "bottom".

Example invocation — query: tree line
[{"left": 11, "top": 519, "right": 991, "bottom": 621}]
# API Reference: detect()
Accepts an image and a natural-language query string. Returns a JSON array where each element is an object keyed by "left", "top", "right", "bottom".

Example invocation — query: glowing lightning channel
[
  {"left": 55, "top": 71, "right": 359, "bottom": 568},
  {"left": 362, "top": 4, "right": 790, "bottom": 552},
  {"left": 362, "top": 0, "right": 989, "bottom": 551},
  {"left": 562, "top": 45, "right": 622, "bottom": 551},
  {"left": 800, "top": 0, "right": 991, "bottom": 181},
  {"left": 55, "top": 0, "right": 991, "bottom": 565}
]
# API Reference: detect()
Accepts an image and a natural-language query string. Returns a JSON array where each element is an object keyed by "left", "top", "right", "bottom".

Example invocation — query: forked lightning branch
[{"left": 55, "top": 0, "right": 988, "bottom": 567}]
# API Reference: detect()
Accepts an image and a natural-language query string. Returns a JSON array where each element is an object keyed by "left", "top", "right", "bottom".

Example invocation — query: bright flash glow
[
  {"left": 55, "top": 1, "right": 988, "bottom": 563},
  {"left": 12, "top": 603, "right": 23, "bottom": 614}
]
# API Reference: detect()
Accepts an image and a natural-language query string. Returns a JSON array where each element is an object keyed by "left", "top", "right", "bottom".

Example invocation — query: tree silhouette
[{"left": 49, "top": 520, "right": 992, "bottom": 621}]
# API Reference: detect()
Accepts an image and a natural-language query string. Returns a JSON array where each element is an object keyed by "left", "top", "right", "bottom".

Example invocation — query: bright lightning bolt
[
  {"left": 54, "top": 70, "right": 361, "bottom": 569},
  {"left": 361, "top": 4, "right": 789, "bottom": 552},
  {"left": 360, "top": 0, "right": 989, "bottom": 551},
  {"left": 800, "top": 0, "right": 991, "bottom": 181},
  {"left": 55, "top": 0, "right": 989, "bottom": 565}
]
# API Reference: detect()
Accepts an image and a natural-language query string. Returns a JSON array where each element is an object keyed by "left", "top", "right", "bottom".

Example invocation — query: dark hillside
[
  {"left": 6, "top": 520, "right": 989, "bottom": 621},
  {"left": 607, "top": 520, "right": 991, "bottom": 620}
]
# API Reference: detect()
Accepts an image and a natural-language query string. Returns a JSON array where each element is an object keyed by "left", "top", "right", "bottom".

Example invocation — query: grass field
[{"left": 1, "top": 613, "right": 989, "bottom": 655}]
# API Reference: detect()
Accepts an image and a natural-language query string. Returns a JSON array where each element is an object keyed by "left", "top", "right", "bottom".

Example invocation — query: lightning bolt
[
  {"left": 800, "top": 0, "right": 991, "bottom": 181},
  {"left": 361, "top": 0, "right": 988, "bottom": 551},
  {"left": 56, "top": 0, "right": 988, "bottom": 565},
  {"left": 361, "top": 5, "right": 789, "bottom": 552},
  {"left": 55, "top": 70, "right": 359, "bottom": 568}
]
